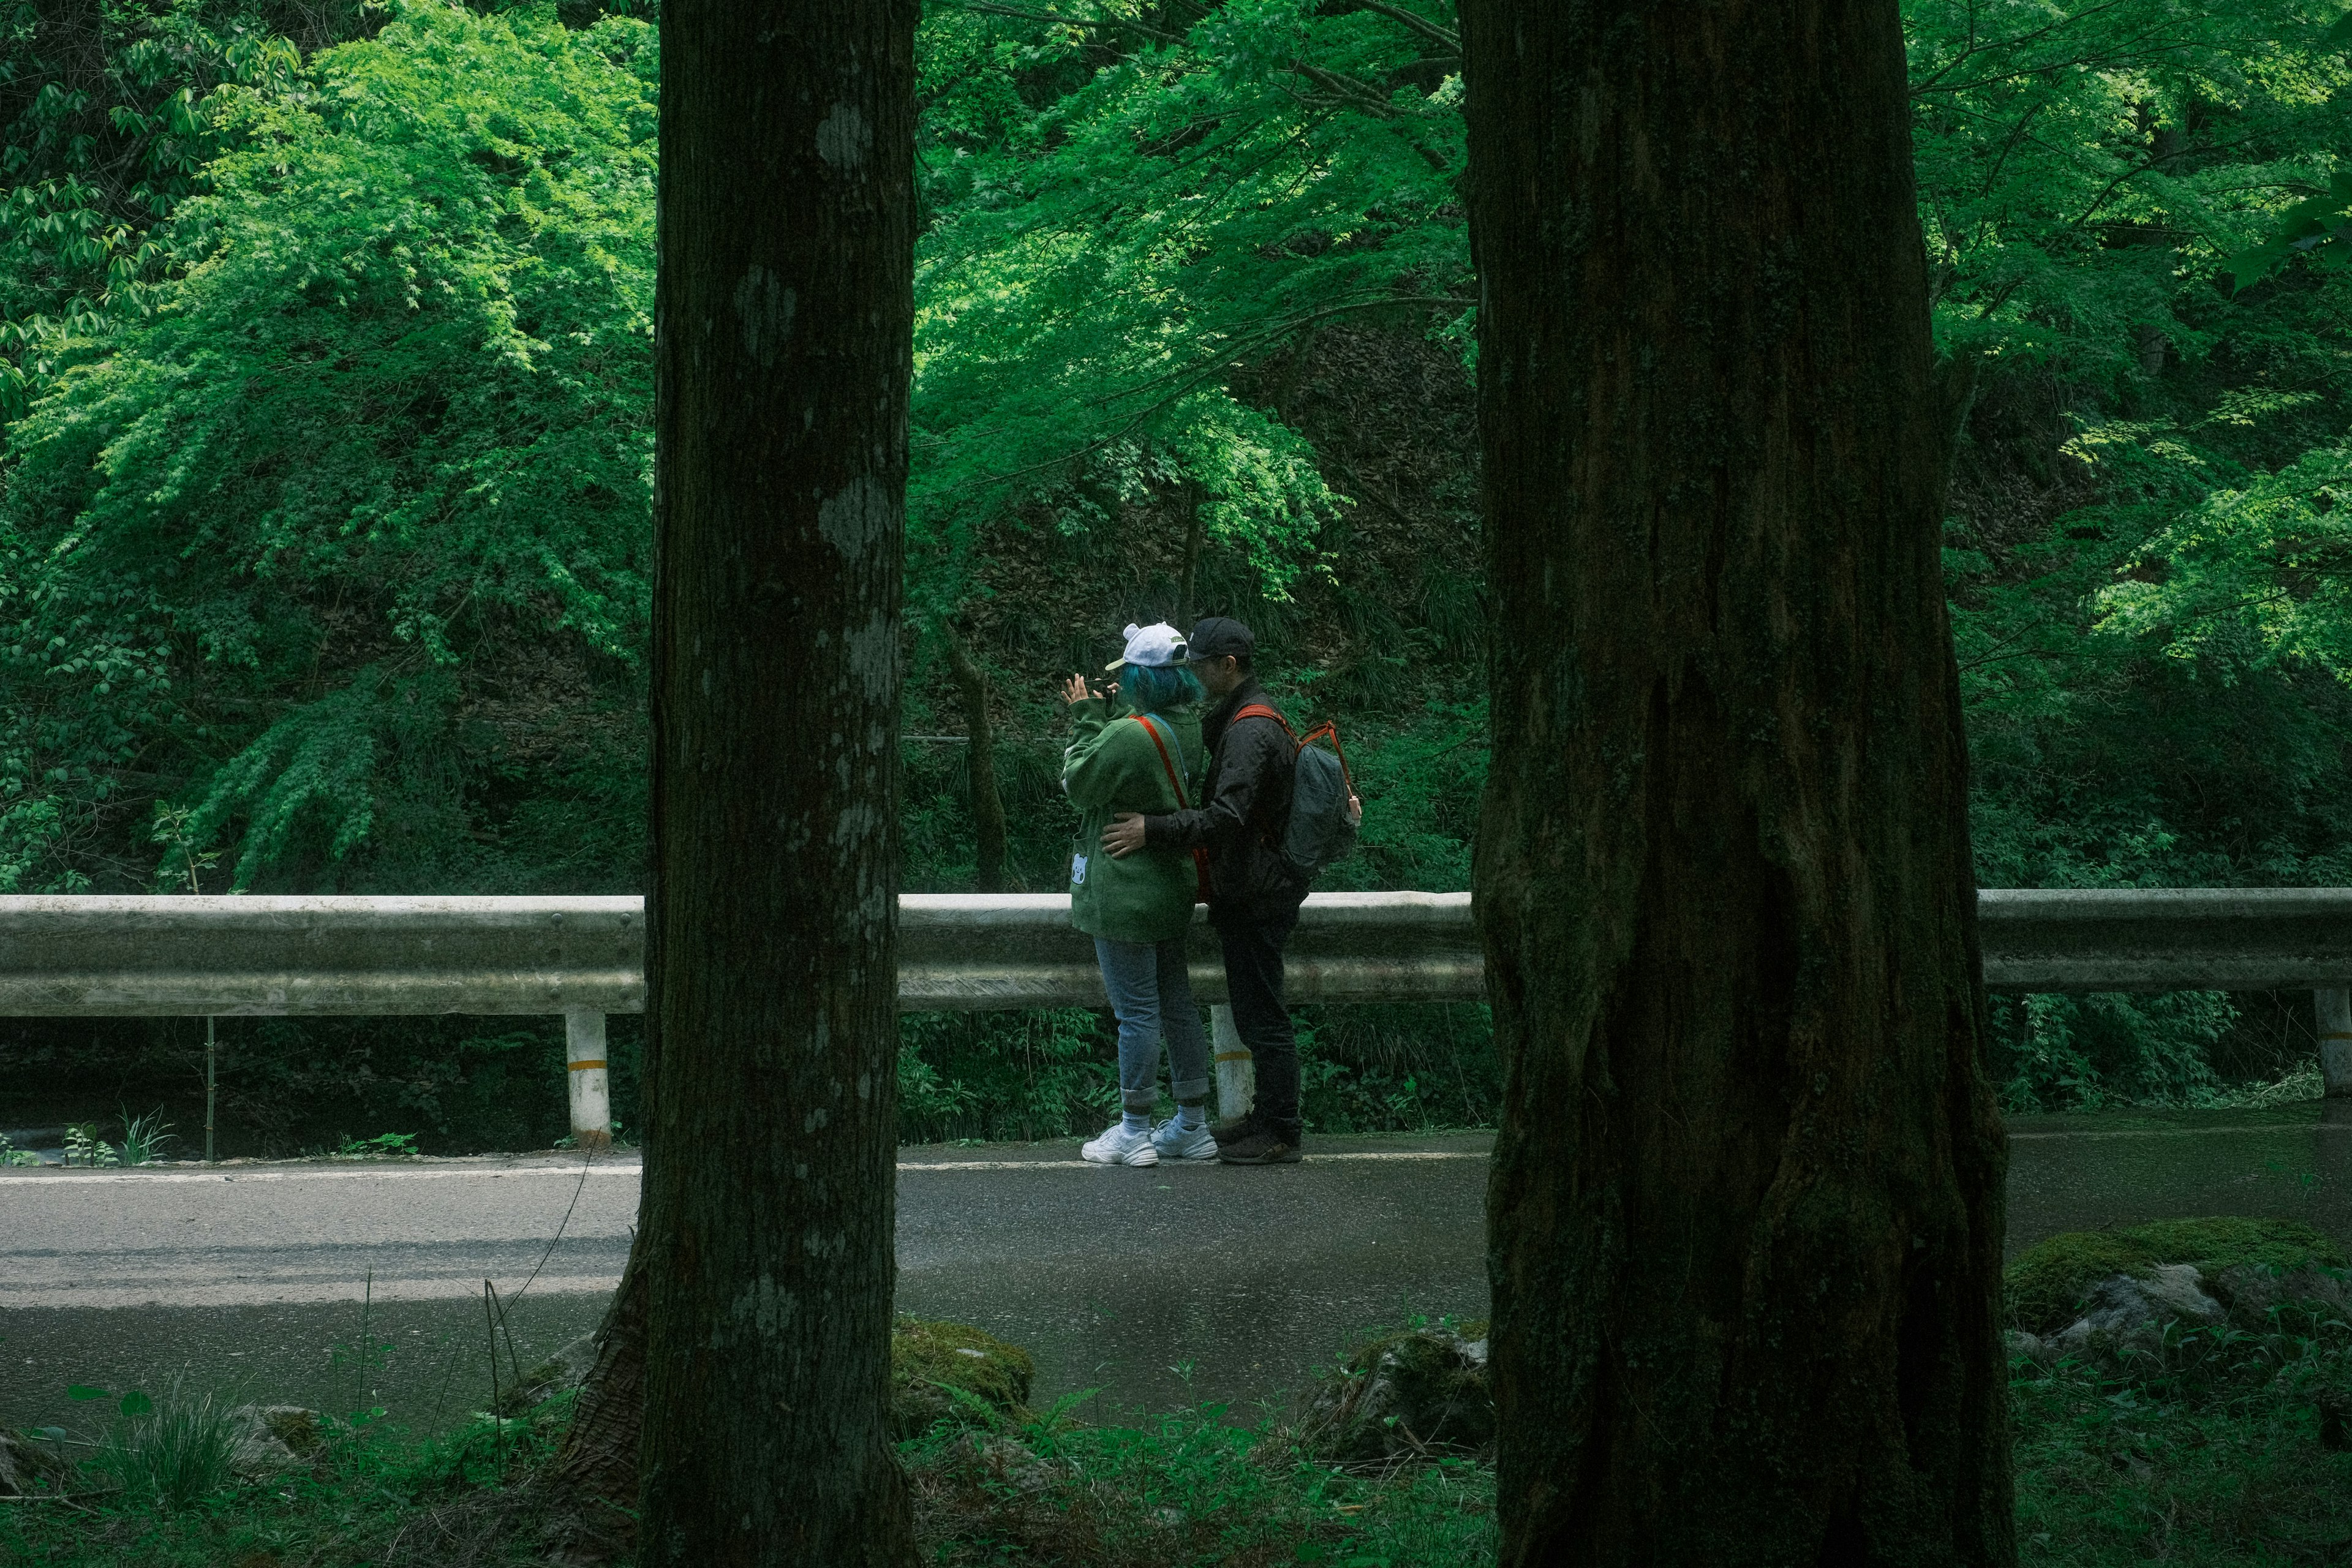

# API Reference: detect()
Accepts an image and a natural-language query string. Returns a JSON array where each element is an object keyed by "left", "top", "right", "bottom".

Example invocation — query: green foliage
[
  {"left": 907, "top": 0, "right": 1466, "bottom": 615},
  {"left": 331, "top": 1129, "right": 417, "bottom": 1158},
  {"left": 116, "top": 1104, "right": 178, "bottom": 1164},
  {"left": 2005, "top": 1216, "right": 2348, "bottom": 1333},
  {"left": 897, "top": 1007, "right": 1116, "bottom": 1144},
  {"left": 63, "top": 1120, "right": 121, "bottom": 1166},
  {"left": 0, "top": 0, "right": 656, "bottom": 892},
  {"left": 3, "top": 0, "right": 2351, "bottom": 1129},
  {"left": 1907, "top": 0, "right": 2351, "bottom": 386},
  {"left": 1993, "top": 990, "right": 2239, "bottom": 1111},
  {"left": 2012, "top": 1311, "right": 2352, "bottom": 1564},
  {"left": 0, "top": 1, "right": 308, "bottom": 415}
]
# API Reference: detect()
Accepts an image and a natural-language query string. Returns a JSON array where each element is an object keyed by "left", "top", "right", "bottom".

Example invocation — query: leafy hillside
[{"left": 2, "top": 0, "right": 2350, "bottom": 1148}]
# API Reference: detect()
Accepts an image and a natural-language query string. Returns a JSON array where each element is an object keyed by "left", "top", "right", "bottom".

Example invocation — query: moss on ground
[
  {"left": 2006, "top": 1216, "right": 2348, "bottom": 1333},
  {"left": 890, "top": 1316, "right": 1036, "bottom": 1438}
]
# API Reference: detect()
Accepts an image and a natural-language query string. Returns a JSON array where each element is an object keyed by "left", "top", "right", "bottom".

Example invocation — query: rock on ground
[
  {"left": 1298, "top": 1322, "right": 1492, "bottom": 1462},
  {"left": 2049, "top": 1264, "right": 2225, "bottom": 1354},
  {"left": 225, "top": 1404, "right": 328, "bottom": 1475},
  {"left": 891, "top": 1316, "right": 1036, "bottom": 1438}
]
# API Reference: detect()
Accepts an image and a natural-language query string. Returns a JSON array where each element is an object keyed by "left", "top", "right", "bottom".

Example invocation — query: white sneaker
[
  {"left": 1082, "top": 1122, "right": 1159, "bottom": 1167},
  {"left": 1150, "top": 1118, "right": 1219, "bottom": 1162}
]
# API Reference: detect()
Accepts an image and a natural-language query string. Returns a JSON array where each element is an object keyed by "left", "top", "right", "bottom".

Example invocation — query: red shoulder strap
[
  {"left": 1231, "top": 703, "right": 1297, "bottom": 742},
  {"left": 1295, "top": 718, "right": 1355, "bottom": 792},
  {"left": 1133, "top": 715, "right": 1189, "bottom": 809},
  {"left": 1133, "top": 715, "right": 1214, "bottom": 905},
  {"left": 1234, "top": 705, "right": 1355, "bottom": 794}
]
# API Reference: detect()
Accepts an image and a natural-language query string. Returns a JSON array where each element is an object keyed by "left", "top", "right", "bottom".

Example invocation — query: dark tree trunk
[
  {"left": 943, "top": 628, "right": 1008, "bottom": 892},
  {"left": 1458, "top": 3, "right": 2013, "bottom": 1565},
  {"left": 633, "top": 2, "right": 919, "bottom": 1563},
  {"left": 1175, "top": 480, "right": 1205, "bottom": 626},
  {"left": 545, "top": 1242, "right": 647, "bottom": 1523}
]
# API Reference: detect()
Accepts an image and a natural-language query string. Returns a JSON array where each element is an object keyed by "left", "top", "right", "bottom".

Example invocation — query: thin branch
[
  {"left": 1290, "top": 59, "right": 1398, "bottom": 119},
  {"left": 1909, "top": 0, "right": 2135, "bottom": 94},
  {"left": 1352, "top": 0, "right": 1460, "bottom": 55}
]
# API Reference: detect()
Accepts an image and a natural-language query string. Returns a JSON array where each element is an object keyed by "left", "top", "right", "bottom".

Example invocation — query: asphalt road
[
  {"left": 0, "top": 1135, "right": 1491, "bottom": 1436},
  {"left": 9, "top": 1108, "right": 2352, "bottom": 1439}
]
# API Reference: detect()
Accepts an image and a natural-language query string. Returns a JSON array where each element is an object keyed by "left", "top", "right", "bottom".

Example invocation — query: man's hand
[
  {"left": 1059, "top": 674, "right": 1093, "bottom": 705},
  {"left": 1101, "top": 812, "right": 1148, "bottom": 859}
]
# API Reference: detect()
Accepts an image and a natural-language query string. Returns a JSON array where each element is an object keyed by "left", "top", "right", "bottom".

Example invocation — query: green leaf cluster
[{"left": 0, "top": 0, "right": 655, "bottom": 890}]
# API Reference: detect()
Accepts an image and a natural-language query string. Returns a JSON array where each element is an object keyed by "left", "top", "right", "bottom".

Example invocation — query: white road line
[
  {"left": 13, "top": 1121, "right": 2329, "bottom": 1183},
  {"left": 0, "top": 1165, "right": 638, "bottom": 1186},
  {"left": 2005, "top": 1123, "right": 2352, "bottom": 1141},
  {"left": 903, "top": 1151, "right": 1492, "bottom": 1171},
  {"left": 0, "top": 1149, "right": 1495, "bottom": 1185}
]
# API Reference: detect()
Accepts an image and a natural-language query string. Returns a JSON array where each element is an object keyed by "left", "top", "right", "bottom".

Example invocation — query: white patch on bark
[
  {"left": 832, "top": 798, "right": 878, "bottom": 851},
  {"left": 724, "top": 1273, "right": 795, "bottom": 1343},
  {"left": 817, "top": 477, "right": 893, "bottom": 560},
  {"left": 731, "top": 266, "right": 796, "bottom": 369},
  {"left": 845, "top": 610, "right": 898, "bottom": 699},
  {"left": 803, "top": 1107, "right": 829, "bottom": 1132},
  {"left": 815, "top": 102, "right": 872, "bottom": 169}
]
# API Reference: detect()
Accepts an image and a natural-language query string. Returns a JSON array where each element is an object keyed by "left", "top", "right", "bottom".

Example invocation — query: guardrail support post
[
  {"left": 1211, "top": 1003, "right": 1253, "bottom": 1121},
  {"left": 2317, "top": 989, "right": 2352, "bottom": 1098},
  {"left": 565, "top": 1009, "right": 612, "bottom": 1149}
]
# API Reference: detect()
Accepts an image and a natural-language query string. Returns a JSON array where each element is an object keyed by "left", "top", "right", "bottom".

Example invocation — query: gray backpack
[{"left": 1233, "top": 704, "right": 1360, "bottom": 879}]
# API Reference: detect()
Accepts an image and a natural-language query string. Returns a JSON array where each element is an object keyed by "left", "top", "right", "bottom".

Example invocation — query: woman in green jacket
[{"left": 1060, "top": 622, "right": 1216, "bottom": 1167}]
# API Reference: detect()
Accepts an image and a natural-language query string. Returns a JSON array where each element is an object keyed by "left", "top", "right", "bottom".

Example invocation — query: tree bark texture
[
  {"left": 943, "top": 628, "right": 1008, "bottom": 892},
  {"left": 1459, "top": 3, "right": 2013, "bottom": 1564},
  {"left": 637, "top": 3, "right": 918, "bottom": 1565},
  {"left": 544, "top": 1243, "right": 647, "bottom": 1539}
]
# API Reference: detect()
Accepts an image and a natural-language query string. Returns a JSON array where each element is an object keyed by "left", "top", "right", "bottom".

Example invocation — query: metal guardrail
[
  {"left": 5, "top": 888, "right": 2350, "bottom": 1145},
  {"left": 1976, "top": 889, "right": 2352, "bottom": 992}
]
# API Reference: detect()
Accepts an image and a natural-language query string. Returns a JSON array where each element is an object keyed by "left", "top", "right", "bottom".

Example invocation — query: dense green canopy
[{"left": 3, "top": 0, "right": 2351, "bottom": 1120}]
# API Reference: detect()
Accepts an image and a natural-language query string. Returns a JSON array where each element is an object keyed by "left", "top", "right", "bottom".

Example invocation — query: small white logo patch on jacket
[{"left": 1070, "top": 853, "right": 1088, "bottom": 886}]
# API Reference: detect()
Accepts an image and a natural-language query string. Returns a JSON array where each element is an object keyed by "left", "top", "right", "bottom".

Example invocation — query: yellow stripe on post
[{"left": 568, "top": 1059, "right": 608, "bottom": 1071}]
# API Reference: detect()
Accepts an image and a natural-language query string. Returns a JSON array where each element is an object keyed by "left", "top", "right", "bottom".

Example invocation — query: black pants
[{"left": 1217, "top": 905, "right": 1302, "bottom": 1139}]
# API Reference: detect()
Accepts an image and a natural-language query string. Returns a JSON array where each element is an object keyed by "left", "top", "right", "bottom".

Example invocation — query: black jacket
[{"left": 1143, "top": 678, "right": 1308, "bottom": 925}]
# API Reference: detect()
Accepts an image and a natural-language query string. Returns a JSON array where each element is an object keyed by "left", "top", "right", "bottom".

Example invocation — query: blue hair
[{"left": 1121, "top": 662, "right": 1204, "bottom": 716}]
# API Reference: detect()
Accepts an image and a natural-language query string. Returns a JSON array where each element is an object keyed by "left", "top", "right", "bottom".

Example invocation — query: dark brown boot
[
  {"left": 1216, "top": 1125, "right": 1302, "bottom": 1165},
  {"left": 1208, "top": 1111, "right": 1259, "bottom": 1145}
]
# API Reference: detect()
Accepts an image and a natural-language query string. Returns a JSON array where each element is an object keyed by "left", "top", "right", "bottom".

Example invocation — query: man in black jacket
[{"left": 1100, "top": 616, "right": 1308, "bottom": 1164}]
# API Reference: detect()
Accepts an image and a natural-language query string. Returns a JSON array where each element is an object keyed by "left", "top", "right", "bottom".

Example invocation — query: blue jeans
[{"left": 1093, "top": 936, "right": 1212, "bottom": 1117}]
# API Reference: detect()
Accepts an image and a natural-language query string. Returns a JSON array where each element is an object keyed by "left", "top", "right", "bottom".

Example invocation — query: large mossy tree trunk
[
  {"left": 1458, "top": 3, "right": 2013, "bottom": 1564},
  {"left": 630, "top": 1, "right": 919, "bottom": 1562}
]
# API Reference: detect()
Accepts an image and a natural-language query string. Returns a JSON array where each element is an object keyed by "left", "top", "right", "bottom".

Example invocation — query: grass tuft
[{"left": 90, "top": 1381, "right": 242, "bottom": 1512}]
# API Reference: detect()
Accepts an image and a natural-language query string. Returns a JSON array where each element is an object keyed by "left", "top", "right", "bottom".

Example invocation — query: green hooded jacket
[{"left": 1061, "top": 695, "right": 1207, "bottom": 944}]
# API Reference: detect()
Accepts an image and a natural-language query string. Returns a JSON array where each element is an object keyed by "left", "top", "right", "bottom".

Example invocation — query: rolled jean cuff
[
  {"left": 1120, "top": 1085, "right": 1159, "bottom": 1115},
  {"left": 1170, "top": 1073, "right": 1210, "bottom": 1104}
]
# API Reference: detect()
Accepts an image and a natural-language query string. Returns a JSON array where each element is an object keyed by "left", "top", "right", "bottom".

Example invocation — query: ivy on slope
[{"left": 0, "top": 2, "right": 655, "bottom": 890}]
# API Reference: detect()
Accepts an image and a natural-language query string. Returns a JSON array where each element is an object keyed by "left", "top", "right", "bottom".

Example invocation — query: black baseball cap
[{"left": 1184, "top": 616, "right": 1254, "bottom": 662}]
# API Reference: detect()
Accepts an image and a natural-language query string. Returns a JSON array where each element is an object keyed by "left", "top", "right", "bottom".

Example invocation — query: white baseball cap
[{"left": 1105, "top": 622, "right": 1188, "bottom": 671}]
